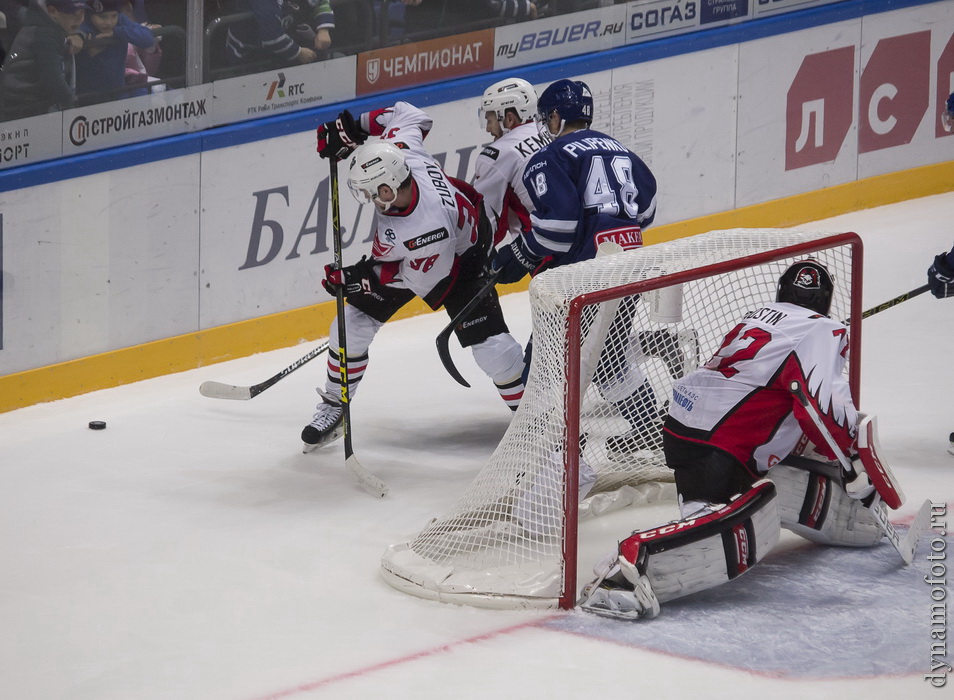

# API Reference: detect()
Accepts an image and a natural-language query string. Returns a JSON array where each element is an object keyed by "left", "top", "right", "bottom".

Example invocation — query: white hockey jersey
[
  {"left": 359, "top": 102, "right": 481, "bottom": 307},
  {"left": 665, "top": 301, "right": 858, "bottom": 473},
  {"left": 472, "top": 121, "right": 548, "bottom": 245}
]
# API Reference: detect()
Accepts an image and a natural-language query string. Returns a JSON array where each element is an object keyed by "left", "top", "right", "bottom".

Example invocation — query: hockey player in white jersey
[
  {"left": 303, "top": 102, "right": 526, "bottom": 450},
  {"left": 579, "top": 260, "right": 888, "bottom": 620},
  {"left": 473, "top": 77, "right": 549, "bottom": 247}
]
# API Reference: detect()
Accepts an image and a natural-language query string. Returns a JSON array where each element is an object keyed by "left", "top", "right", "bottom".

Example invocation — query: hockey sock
[{"left": 324, "top": 348, "right": 368, "bottom": 400}]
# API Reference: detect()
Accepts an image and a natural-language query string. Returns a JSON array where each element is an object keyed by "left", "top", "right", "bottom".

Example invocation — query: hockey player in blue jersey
[
  {"left": 491, "top": 78, "right": 658, "bottom": 277},
  {"left": 491, "top": 78, "right": 663, "bottom": 455}
]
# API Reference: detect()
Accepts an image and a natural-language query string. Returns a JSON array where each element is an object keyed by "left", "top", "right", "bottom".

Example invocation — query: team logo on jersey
[
  {"left": 405, "top": 227, "right": 449, "bottom": 250},
  {"left": 793, "top": 266, "right": 822, "bottom": 289},
  {"left": 480, "top": 145, "right": 500, "bottom": 160}
]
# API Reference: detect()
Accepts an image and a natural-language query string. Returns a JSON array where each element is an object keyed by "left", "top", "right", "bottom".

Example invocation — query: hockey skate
[
  {"left": 301, "top": 398, "right": 344, "bottom": 453},
  {"left": 638, "top": 329, "right": 687, "bottom": 380},
  {"left": 579, "top": 554, "right": 660, "bottom": 621},
  {"left": 949, "top": 432, "right": 954, "bottom": 457},
  {"left": 605, "top": 422, "right": 663, "bottom": 460}
]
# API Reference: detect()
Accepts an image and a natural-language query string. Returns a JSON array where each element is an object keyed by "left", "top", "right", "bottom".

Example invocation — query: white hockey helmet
[
  {"left": 478, "top": 77, "right": 537, "bottom": 131},
  {"left": 346, "top": 140, "right": 411, "bottom": 210}
]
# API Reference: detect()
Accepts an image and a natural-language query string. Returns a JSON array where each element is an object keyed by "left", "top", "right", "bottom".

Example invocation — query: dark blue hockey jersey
[{"left": 520, "top": 128, "right": 657, "bottom": 267}]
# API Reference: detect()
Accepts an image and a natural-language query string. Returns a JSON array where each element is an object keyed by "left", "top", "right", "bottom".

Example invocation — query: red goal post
[{"left": 382, "top": 229, "right": 863, "bottom": 610}]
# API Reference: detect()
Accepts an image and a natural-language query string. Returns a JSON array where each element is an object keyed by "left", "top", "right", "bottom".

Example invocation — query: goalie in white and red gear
[
  {"left": 580, "top": 259, "right": 886, "bottom": 620},
  {"left": 303, "top": 102, "right": 527, "bottom": 451},
  {"left": 663, "top": 259, "right": 855, "bottom": 510}
]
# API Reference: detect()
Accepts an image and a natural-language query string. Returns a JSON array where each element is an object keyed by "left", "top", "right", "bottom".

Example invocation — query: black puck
[{"left": 88, "top": 421, "right": 107, "bottom": 430}]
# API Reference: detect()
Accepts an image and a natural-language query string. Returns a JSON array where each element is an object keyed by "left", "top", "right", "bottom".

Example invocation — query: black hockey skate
[
  {"left": 605, "top": 422, "right": 663, "bottom": 460},
  {"left": 301, "top": 398, "right": 344, "bottom": 453}
]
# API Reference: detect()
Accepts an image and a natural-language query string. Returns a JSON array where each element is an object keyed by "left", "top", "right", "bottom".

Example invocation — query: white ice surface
[{"left": 2, "top": 193, "right": 953, "bottom": 699}]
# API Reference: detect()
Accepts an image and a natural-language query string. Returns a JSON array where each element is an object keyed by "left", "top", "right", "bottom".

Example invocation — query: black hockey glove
[
  {"left": 927, "top": 250, "right": 954, "bottom": 299},
  {"left": 323, "top": 256, "right": 377, "bottom": 297},
  {"left": 491, "top": 236, "right": 545, "bottom": 285},
  {"left": 316, "top": 110, "right": 367, "bottom": 161}
]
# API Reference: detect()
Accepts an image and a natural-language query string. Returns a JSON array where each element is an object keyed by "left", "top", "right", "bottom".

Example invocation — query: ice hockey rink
[{"left": 2, "top": 192, "right": 953, "bottom": 700}]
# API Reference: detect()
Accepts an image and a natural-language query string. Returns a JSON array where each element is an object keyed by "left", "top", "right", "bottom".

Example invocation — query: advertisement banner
[
  {"left": 493, "top": 6, "right": 628, "bottom": 70},
  {"left": 61, "top": 85, "right": 214, "bottom": 156},
  {"left": 0, "top": 113, "right": 63, "bottom": 172},
  {"left": 356, "top": 30, "right": 495, "bottom": 95},
  {"left": 209, "top": 56, "right": 357, "bottom": 127},
  {"left": 626, "top": 0, "right": 749, "bottom": 44},
  {"left": 737, "top": 2, "right": 954, "bottom": 207},
  {"left": 856, "top": 7, "right": 954, "bottom": 177}
]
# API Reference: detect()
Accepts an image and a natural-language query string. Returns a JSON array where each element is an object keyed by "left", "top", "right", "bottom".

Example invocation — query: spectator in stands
[
  {"left": 119, "top": 0, "right": 162, "bottom": 95},
  {"left": 0, "top": 0, "right": 88, "bottom": 120},
  {"left": 74, "top": 0, "right": 154, "bottom": 104},
  {"left": 402, "top": 0, "right": 535, "bottom": 42},
  {"left": 225, "top": 0, "right": 334, "bottom": 68}
]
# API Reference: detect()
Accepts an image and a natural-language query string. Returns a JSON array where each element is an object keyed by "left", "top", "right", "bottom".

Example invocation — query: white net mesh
[{"left": 381, "top": 229, "right": 860, "bottom": 608}]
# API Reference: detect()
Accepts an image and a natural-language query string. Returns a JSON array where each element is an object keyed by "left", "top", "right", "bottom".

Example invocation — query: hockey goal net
[{"left": 381, "top": 229, "right": 863, "bottom": 609}]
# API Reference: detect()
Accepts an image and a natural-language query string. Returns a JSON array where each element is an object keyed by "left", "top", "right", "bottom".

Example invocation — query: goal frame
[{"left": 558, "top": 233, "right": 863, "bottom": 608}]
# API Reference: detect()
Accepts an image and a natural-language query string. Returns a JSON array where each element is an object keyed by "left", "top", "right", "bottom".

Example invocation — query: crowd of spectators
[{"left": 0, "top": 0, "right": 601, "bottom": 121}]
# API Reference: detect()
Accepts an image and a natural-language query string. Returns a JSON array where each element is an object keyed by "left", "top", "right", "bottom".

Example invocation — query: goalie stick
[
  {"left": 436, "top": 271, "right": 500, "bottom": 388},
  {"left": 789, "top": 381, "right": 929, "bottom": 565},
  {"left": 328, "top": 158, "right": 388, "bottom": 498},
  {"left": 199, "top": 341, "right": 330, "bottom": 400}
]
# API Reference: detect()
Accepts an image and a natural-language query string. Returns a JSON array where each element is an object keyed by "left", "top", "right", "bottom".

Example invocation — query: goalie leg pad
[
  {"left": 580, "top": 480, "right": 779, "bottom": 617},
  {"left": 769, "top": 463, "right": 883, "bottom": 547},
  {"left": 628, "top": 479, "right": 779, "bottom": 603}
]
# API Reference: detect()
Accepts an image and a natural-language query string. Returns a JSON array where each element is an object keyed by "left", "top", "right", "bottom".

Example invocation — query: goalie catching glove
[{"left": 316, "top": 109, "right": 368, "bottom": 161}]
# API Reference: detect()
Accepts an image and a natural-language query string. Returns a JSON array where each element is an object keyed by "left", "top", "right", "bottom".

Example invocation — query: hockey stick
[
  {"left": 199, "top": 341, "right": 330, "bottom": 400},
  {"left": 328, "top": 159, "right": 388, "bottom": 498},
  {"left": 789, "top": 381, "right": 928, "bottom": 565},
  {"left": 853, "top": 284, "right": 931, "bottom": 322},
  {"left": 436, "top": 271, "right": 500, "bottom": 388}
]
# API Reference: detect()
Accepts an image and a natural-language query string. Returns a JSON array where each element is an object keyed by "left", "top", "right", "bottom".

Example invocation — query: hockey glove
[
  {"left": 316, "top": 110, "right": 367, "bottom": 160},
  {"left": 491, "top": 236, "right": 545, "bottom": 285},
  {"left": 322, "top": 256, "right": 377, "bottom": 297},
  {"left": 927, "top": 250, "right": 954, "bottom": 299}
]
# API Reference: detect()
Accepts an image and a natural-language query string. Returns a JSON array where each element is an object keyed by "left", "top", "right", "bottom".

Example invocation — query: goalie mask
[
  {"left": 479, "top": 78, "right": 537, "bottom": 131},
  {"left": 777, "top": 259, "right": 834, "bottom": 316},
  {"left": 347, "top": 141, "right": 410, "bottom": 211},
  {"left": 536, "top": 79, "right": 593, "bottom": 138}
]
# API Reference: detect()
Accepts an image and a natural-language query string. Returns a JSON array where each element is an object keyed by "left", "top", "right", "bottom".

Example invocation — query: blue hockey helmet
[
  {"left": 536, "top": 79, "right": 593, "bottom": 137},
  {"left": 944, "top": 92, "right": 954, "bottom": 133}
]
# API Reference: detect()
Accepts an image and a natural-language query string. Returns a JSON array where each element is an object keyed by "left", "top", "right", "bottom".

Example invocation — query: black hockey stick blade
[
  {"left": 854, "top": 284, "right": 931, "bottom": 322},
  {"left": 199, "top": 341, "right": 330, "bottom": 400},
  {"left": 436, "top": 272, "right": 500, "bottom": 388}
]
